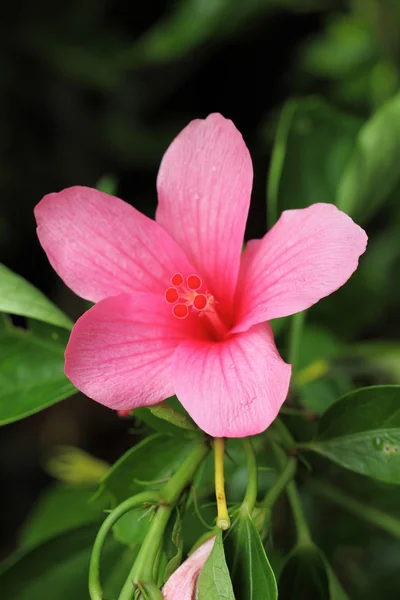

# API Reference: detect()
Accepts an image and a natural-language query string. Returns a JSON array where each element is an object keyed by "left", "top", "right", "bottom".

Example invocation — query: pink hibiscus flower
[
  {"left": 35, "top": 114, "right": 367, "bottom": 437},
  {"left": 162, "top": 536, "right": 215, "bottom": 599}
]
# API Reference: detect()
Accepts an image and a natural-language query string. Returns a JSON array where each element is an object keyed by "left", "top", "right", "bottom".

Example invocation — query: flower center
[{"left": 164, "top": 273, "right": 228, "bottom": 339}]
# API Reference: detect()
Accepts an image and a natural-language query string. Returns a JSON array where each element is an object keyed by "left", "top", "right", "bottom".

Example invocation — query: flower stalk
[
  {"left": 214, "top": 438, "right": 230, "bottom": 530},
  {"left": 241, "top": 437, "right": 258, "bottom": 514}
]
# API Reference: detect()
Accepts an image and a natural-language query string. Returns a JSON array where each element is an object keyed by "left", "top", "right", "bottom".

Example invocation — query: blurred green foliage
[{"left": 1, "top": 0, "right": 400, "bottom": 598}]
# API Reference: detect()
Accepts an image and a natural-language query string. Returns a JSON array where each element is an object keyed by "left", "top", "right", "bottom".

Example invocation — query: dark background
[{"left": 1, "top": 1, "right": 400, "bottom": 594}]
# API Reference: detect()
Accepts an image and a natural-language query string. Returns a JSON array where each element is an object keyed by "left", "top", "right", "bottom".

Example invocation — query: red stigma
[
  {"left": 165, "top": 272, "right": 221, "bottom": 329},
  {"left": 171, "top": 273, "right": 183, "bottom": 286},
  {"left": 187, "top": 274, "right": 202, "bottom": 290},
  {"left": 173, "top": 304, "right": 188, "bottom": 319},
  {"left": 193, "top": 294, "right": 207, "bottom": 310},
  {"left": 165, "top": 287, "right": 179, "bottom": 304}
]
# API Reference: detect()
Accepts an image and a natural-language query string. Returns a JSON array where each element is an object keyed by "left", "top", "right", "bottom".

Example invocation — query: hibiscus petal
[
  {"left": 156, "top": 113, "right": 253, "bottom": 315},
  {"left": 65, "top": 293, "right": 204, "bottom": 411},
  {"left": 233, "top": 203, "right": 368, "bottom": 333},
  {"left": 35, "top": 186, "right": 194, "bottom": 302},
  {"left": 162, "top": 536, "right": 215, "bottom": 600},
  {"left": 172, "top": 324, "right": 291, "bottom": 437},
  {"left": 162, "top": 537, "right": 215, "bottom": 600}
]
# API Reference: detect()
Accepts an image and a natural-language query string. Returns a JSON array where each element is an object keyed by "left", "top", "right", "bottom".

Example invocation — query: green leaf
[
  {"left": 279, "top": 543, "right": 349, "bottom": 600},
  {"left": 19, "top": 484, "right": 105, "bottom": 547},
  {"left": 308, "top": 385, "right": 400, "bottom": 483},
  {"left": 0, "top": 525, "right": 131, "bottom": 600},
  {"left": 336, "top": 91, "right": 400, "bottom": 222},
  {"left": 0, "top": 313, "right": 12, "bottom": 331},
  {"left": 134, "top": 396, "right": 197, "bottom": 434},
  {"left": 27, "top": 318, "right": 70, "bottom": 346},
  {"left": 133, "top": 406, "right": 186, "bottom": 435},
  {"left": 196, "top": 531, "right": 235, "bottom": 600},
  {"left": 267, "top": 98, "right": 361, "bottom": 220},
  {"left": 112, "top": 507, "right": 154, "bottom": 548},
  {"left": 0, "top": 264, "right": 73, "bottom": 329},
  {"left": 225, "top": 508, "right": 277, "bottom": 600},
  {"left": 96, "top": 433, "right": 197, "bottom": 505},
  {"left": 0, "top": 327, "right": 76, "bottom": 425}
]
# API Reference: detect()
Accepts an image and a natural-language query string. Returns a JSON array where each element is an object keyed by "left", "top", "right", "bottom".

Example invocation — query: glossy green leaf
[
  {"left": 279, "top": 543, "right": 348, "bottom": 600},
  {"left": 0, "top": 264, "right": 73, "bottom": 329},
  {"left": 225, "top": 508, "right": 277, "bottom": 600},
  {"left": 308, "top": 385, "right": 400, "bottom": 483},
  {"left": 112, "top": 506, "right": 154, "bottom": 548},
  {"left": 27, "top": 318, "right": 70, "bottom": 345},
  {"left": 134, "top": 396, "right": 197, "bottom": 435},
  {"left": 133, "top": 407, "right": 185, "bottom": 435},
  {"left": 19, "top": 484, "right": 105, "bottom": 547},
  {"left": 96, "top": 433, "right": 197, "bottom": 505},
  {"left": 0, "top": 525, "right": 131, "bottom": 600},
  {"left": 267, "top": 98, "right": 361, "bottom": 220},
  {"left": 336, "top": 91, "right": 400, "bottom": 222},
  {"left": 0, "top": 327, "right": 76, "bottom": 425},
  {"left": 196, "top": 531, "right": 235, "bottom": 600}
]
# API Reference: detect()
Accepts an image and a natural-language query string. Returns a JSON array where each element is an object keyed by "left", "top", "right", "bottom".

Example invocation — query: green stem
[
  {"left": 118, "top": 439, "right": 209, "bottom": 600},
  {"left": 272, "top": 417, "right": 295, "bottom": 447},
  {"left": 267, "top": 99, "right": 297, "bottom": 229},
  {"left": 89, "top": 491, "right": 160, "bottom": 600},
  {"left": 286, "top": 480, "right": 312, "bottom": 546},
  {"left": 214, "top": 438, "right": 230, "bottom": 530},
  {"left": 310, "top": 479, "right": 400, "bottom": 540},
  {"left": 288, "top": 311, "right": 306, "bottom": 373},
  {"left": 268, "top": 418, "right": 312, "bottom": 546},
  {"left": 241, "top": 437, "right": 258, "bottom": 514},
  {"left": 140, "top": 581, "right": 164, "bottom": 600},
  {"left": 262, "top": 454, "right": 297, "bottom": 511},
  {"left": 270, "top": 441, "right": 311, "bottom": 545}
]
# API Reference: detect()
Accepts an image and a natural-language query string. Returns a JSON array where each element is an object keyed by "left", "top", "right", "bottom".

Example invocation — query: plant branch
[
  {"left": 118, "top": 439, "right": 209, "bottom": 600},
  {"left": 89, "top": 491, "right": 160, "bottom": 600},
  {"left": 288, "top": 311, "right": 306, "bottom": 373},
  {"left": 241, "top": 437, "right": 258, "bottom": 514},
  {"left": 310, "top": 479, "right": 400, "bottom": 540}
]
